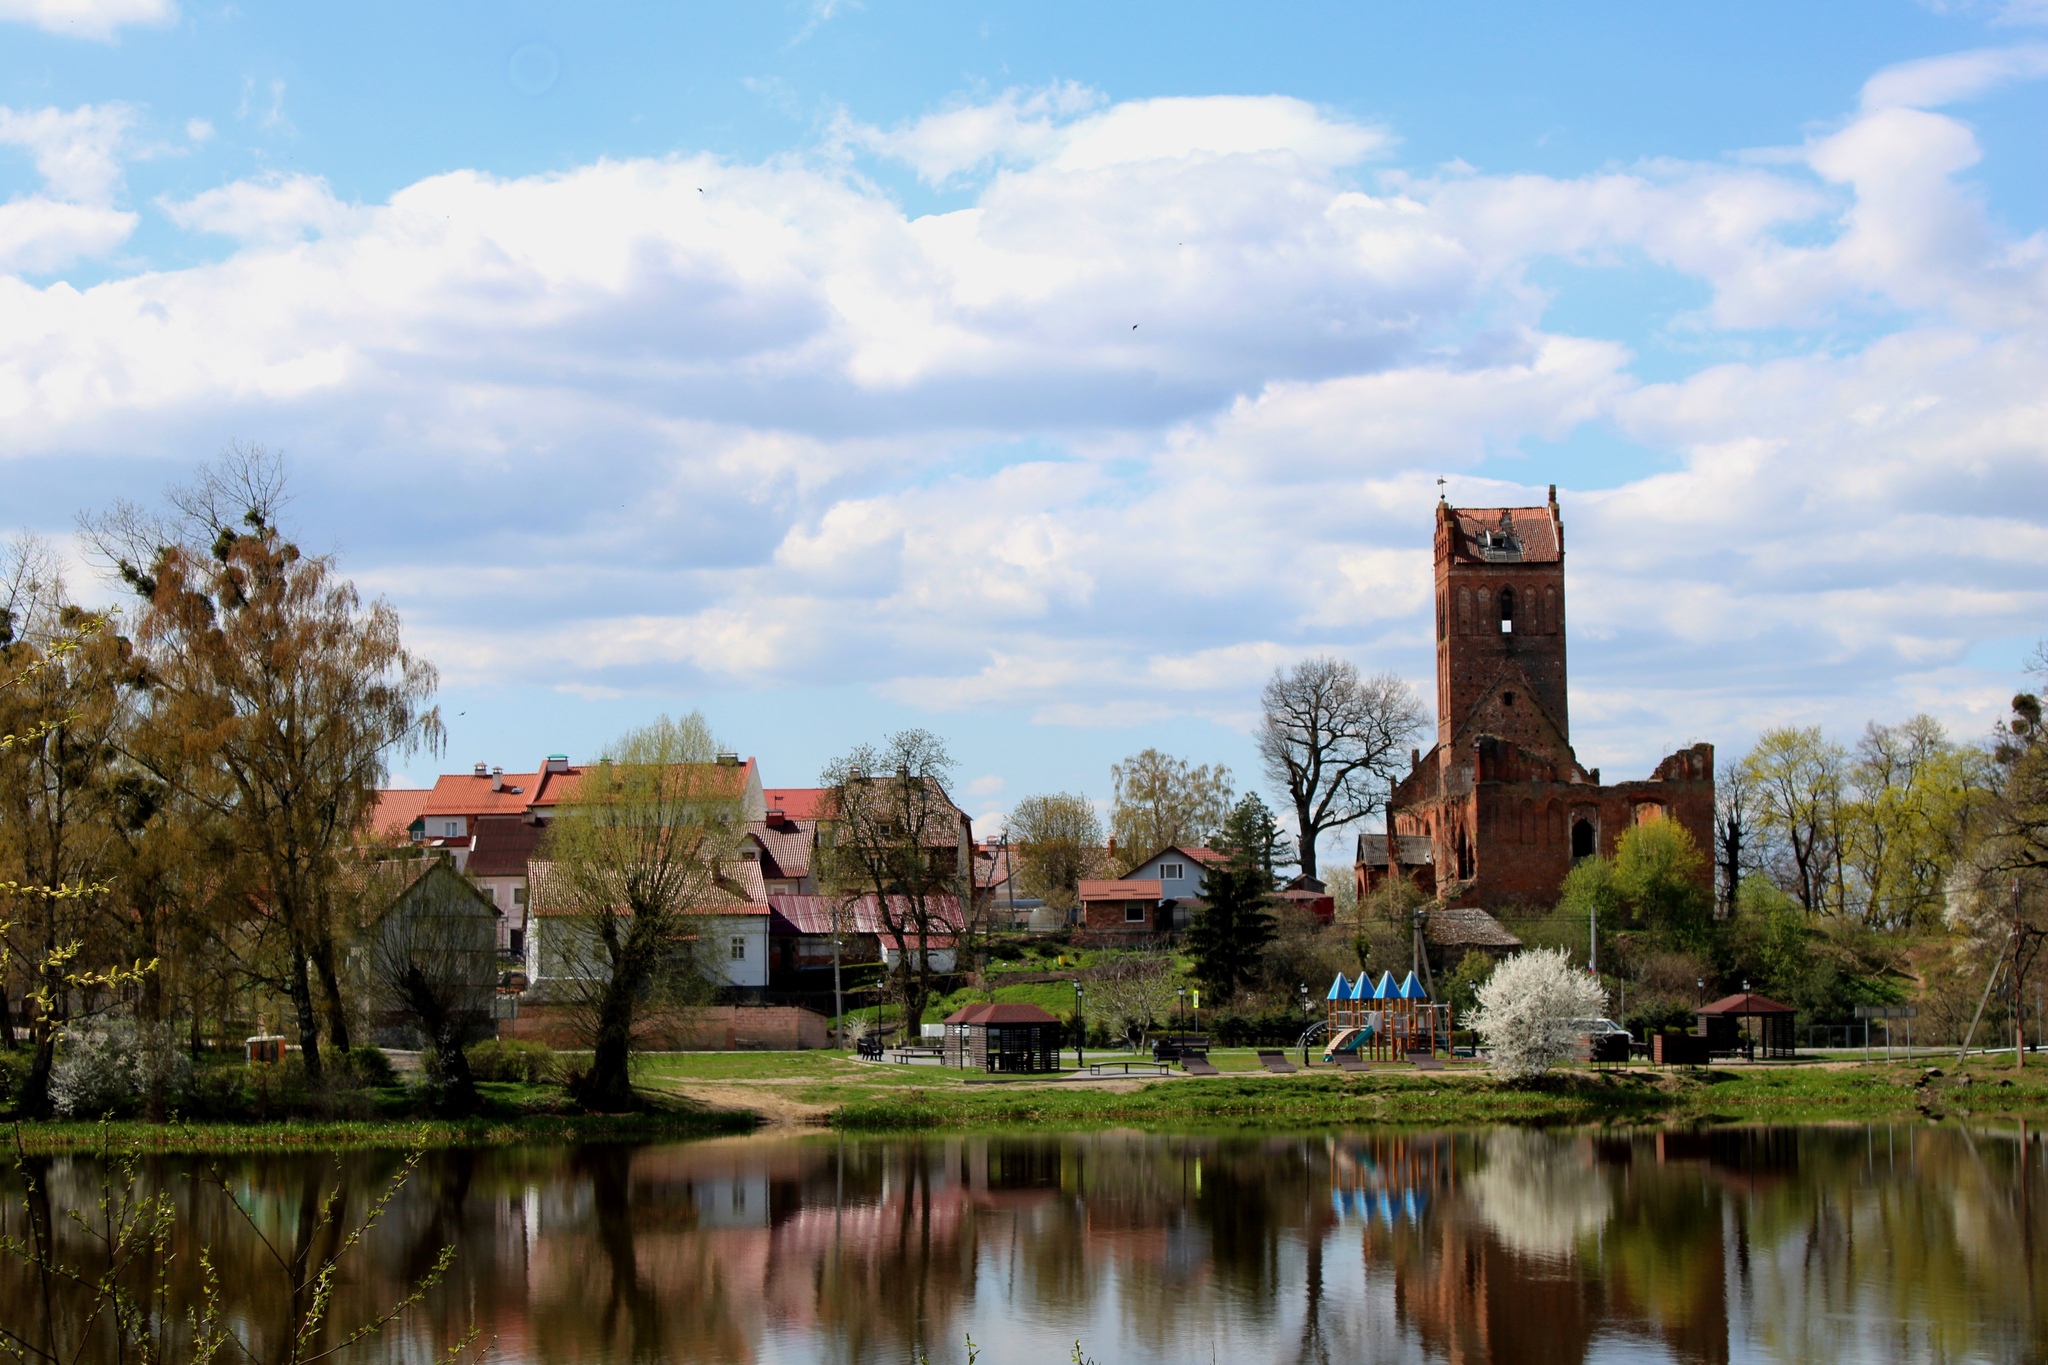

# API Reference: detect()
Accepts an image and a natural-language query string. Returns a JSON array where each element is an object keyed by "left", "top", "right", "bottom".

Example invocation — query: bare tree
[
  {"left": 1258, "top": 658, "right": 1426, "bottom": 879},
  {"left": 1087, "top": 954, "right": 1178, "bottom": 1051},
  {"left": 1108, "top": 749, "right": 1232, "bottom": 865},
  {"left": 538, "top": 713, "right": 745, "bottom": 1110},
  {"left": 1715, "top": 762, "right": 1751, "bottom": 920},
  {"left": 817, "top": 730, "right": 969, "bottom": 1036}
]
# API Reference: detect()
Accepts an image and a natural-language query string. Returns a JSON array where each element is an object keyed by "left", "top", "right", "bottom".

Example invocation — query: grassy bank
[
  {"left": 6, "top": 1104, "right": 754, "bottom": 1155},
  {"left": 803, "top": 1054, "right": 2048, "bottom": 1132}
]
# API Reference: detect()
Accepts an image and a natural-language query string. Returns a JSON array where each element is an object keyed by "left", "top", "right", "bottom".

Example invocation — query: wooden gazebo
[
  {"left": 942, "top": 1002, "right": 1063, "bottom": 1073},
  {"left": 1696, "top": 992, "right": 1796, "bottom": 1060}
]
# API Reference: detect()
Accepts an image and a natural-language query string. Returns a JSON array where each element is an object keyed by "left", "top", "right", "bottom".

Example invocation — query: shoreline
[{"left": 10, "top": 1055, "right": 2048, "bottom": 1153}]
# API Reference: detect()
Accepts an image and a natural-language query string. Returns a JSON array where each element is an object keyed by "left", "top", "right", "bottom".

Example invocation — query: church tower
[{"left": 1433, "top": 487, "right": 1570, "bottom": 763}]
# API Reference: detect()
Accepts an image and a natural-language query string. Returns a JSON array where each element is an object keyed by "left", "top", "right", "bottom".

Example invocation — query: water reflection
[{"left": 4, "top": 1125, "right": 2045, "bottom": 1364}]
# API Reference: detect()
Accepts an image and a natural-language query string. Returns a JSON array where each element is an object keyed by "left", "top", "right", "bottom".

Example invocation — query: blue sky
[{"left": 4, "top": 0, "right": 2046, "bottom": 863}]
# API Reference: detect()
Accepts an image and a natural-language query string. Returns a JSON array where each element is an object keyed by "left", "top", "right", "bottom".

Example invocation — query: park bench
[{"left": 1090, "top": 1061, "right": 1172, "bottom": 1076}]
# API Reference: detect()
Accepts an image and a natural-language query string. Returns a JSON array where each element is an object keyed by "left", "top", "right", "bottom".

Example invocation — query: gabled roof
[
  {"left": 528, "top": 756, "right": 759, "bottom": 811},
  {"left": 748, "top": 817, "right": 815, "bottom": 880},
  {"left": 1120, "top": 844, "right": 1226, "bottom": 877}
]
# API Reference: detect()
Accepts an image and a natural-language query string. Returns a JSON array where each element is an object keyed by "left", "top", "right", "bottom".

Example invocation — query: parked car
[{"left": 1572, "top": 1018, "right": 1633, "bottom": 1064}]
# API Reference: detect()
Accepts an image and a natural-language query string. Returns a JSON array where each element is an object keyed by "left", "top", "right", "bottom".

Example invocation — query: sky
[{"left": 3, "top": 0, "right": 2046, "bottom": 863}]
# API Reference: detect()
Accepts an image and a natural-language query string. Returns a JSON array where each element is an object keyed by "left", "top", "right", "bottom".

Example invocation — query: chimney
[
  {"left": 1410, "top": 748, "right": 1420, "bottom": 770},
  {"left": 766, "top": 808, "right": 786, "bottom": 826},
  {"left": 716, "top": 752, "right": 739, "bottom": 767},
  {"left": 545, "top": 754, "right": 569, "bottom": 773},
  {"left": 473, "top": 762, "right": 488, "bottom": 778},
  {"left": 491, "top": 766, "right": 504, "bottom": 792}
]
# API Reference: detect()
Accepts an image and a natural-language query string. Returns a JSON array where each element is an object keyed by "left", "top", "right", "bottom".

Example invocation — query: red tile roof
[
  {"left": 366, "top": 788, "right": 430, "bottom": 841},
  {"left": 528, "top": 757, "right": 758, "bottom": 810},
  {"left": 762, "top": 788, "right": 829, "bottom": 819},
  {"left": 1078, "top": 879, "right": 1164, "bottom": 901},
  {"left": 1446, "top": 505, "right": 1562, "bottom": 565},
  {"left": 748, "top": 818, "right": 814, "bottom": 880},
  {"left": 419, "top": 772, "right": 541, "bottom": 818}
]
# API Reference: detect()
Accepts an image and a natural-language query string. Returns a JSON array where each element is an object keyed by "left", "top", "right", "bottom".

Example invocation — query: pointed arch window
[{"left": 1499, "top": 586, "right": 1516, "bottom": 633}]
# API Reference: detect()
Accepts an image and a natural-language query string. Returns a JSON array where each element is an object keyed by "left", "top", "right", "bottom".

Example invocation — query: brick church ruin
[{"left": 1360, "top": 488, "right": 1715, "bottom": 916}]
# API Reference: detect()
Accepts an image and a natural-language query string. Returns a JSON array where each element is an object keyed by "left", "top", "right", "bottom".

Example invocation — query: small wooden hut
[
  {"left": 1696, "top": 992, "right": 1796, "bottom": 1060},
  {"left": 942, "top": 1002, "right": 1063, "bottom": 1073}
]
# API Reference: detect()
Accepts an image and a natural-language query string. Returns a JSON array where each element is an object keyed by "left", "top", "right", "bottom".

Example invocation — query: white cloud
[
  {"left": 4, "top": 70, "right": 2046, "bottom": 773},
  {"left": 0, "top": 0, "right": 173, "bottom": 40},
  {"left": 161, "top": 173, "right": 359, "bottom": 243},
  {"left": 1861, "top": 43, "right": 2048, "bottom": 108},
  {"left": 0, "top": 102, "right": 137, "bottom": 270}
]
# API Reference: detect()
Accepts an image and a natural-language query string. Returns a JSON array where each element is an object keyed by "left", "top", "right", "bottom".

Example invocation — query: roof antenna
[{"left": 1436, "top": 476, "right": 1447, "bottom": 503}]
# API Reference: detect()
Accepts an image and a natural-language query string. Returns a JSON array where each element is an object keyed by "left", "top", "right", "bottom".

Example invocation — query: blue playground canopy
[
  {"left": 1373, "top": 972, "right": 1395, "bottom": 999},
  {"left": 1398, "top": 971, "right": 1425, "bottom": 999},
  {"left": 1348, "top": 973, "right": 1373, "bottom": 1002},
  {"left": 1326, "top": 973, "right": 1350, "bottom": 1001}
]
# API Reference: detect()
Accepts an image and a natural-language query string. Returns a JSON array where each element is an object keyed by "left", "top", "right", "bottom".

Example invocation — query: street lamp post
[
  {"left": 1299, "top": 982, "right": 1312, "bottom": 1067},
  {"left": 1176, "top": 985, "right": 1187, "bottom": 1049},
  {"left": 1073, "top": 980, "right": 1085, "bottom": 1071}
]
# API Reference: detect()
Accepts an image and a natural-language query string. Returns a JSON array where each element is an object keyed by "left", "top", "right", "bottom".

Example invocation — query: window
[
  {"left": 1159, "top": 861, "right": 1185, "bottom": 881},
  {"left": 1502, "top": 691, "right": 1515, "bottom": 707},
  {"left": 1124, "top": 903, "right": 1147, "bottom": 923},
  {"left": 730, "top": 936, "right": 747, "bottom": 961},
  {"left": 442, "top": 820, "right": 462, "bottom": 837},
  {"left": 1499, "top": 586, "right": 1515, "bottom": 633},
  {"left": 1572, "top": 819, "right": 1596, "bottom": 860},
  {"left": 513, "top": 886, "right": 527, "bottom": 906}
]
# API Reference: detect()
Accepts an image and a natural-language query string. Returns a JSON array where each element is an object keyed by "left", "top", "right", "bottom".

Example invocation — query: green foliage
[
  {"left": 1613, "top": 818, "right": 1713, "bottom": 948},
  {"left": 1007, "top": 792, "right": 1106, "bottom": 908},
  {"left": 1213, "top": 792, "right": 1295, "bottom": 878},
  {"left": 338, "top": 1044, "right": 398, "bottom": 1086},
  {"left": 1185, "top": 794, "right": 1282, "bottom": 1000},
  {"left": 465, "top": 1038, "right": 560, "bottom": 1083},
  {"left": 1441, "top": 949, "right": 1497, "bottom": 1018},
  {"left": 1108, "top": 748, "right": 1232, "bottom": 858}
]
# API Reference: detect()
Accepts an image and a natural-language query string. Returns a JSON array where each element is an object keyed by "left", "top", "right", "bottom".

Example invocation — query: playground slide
[{"left": 1323, "top": 1024, "right": 1376, "bottom": 1058}]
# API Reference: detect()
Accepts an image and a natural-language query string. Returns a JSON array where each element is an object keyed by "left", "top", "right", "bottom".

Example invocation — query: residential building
[
  {"left": 1076, "top": 878, "right": 1166, "bottom": 941},
  {"left": 1117, "top": 845, "right": 1228, "bottom": 928}
]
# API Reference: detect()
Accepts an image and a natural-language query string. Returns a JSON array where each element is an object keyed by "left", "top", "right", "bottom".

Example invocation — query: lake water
[{"left": 4, "top": 1125, "right": 2045, "bottom": 1364}]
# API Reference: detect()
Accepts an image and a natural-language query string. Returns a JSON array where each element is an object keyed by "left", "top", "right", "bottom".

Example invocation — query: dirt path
[{"left": 643, "top": 1078, "right": 837, "bottom": 1129}]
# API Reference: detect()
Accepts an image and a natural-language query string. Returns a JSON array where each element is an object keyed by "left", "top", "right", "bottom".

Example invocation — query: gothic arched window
[
  {"left": 1571, "top": 818, "right": 1596, "bottom": 861},
  {"left": 1499, "top": 586, "right": 1515, "bottom": 633}
]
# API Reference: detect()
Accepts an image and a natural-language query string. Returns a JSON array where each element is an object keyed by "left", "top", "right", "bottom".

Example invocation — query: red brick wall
[
  {"left": 1077, "top": 897, "right": 1162, "bottom": 942},
  {"left": 501, "top": 1003, "right": 831, "bottom": 1050}
]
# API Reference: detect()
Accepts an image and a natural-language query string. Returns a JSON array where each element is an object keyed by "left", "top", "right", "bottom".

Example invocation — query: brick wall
[{"left": 501, "top": 1003, "right": 832, "bottom": 1050}]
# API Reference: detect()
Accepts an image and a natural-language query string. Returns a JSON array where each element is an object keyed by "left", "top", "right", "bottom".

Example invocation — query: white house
[{"left": 523, "top": 857, "right": 773, "bottom": 996}]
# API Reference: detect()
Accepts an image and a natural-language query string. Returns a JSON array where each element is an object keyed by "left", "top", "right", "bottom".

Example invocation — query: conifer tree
[{"left": 1185, "top": 794, "right": 1288, "bottom": 1000}]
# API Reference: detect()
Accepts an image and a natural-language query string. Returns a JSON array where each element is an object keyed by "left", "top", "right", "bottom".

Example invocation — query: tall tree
[
  {"left": 1108, "top": 748, "right": 1232, "bottom": 866},
  {"left": 1714, "top": 762, "right": 1752, "bottom": 921},
  {"left": 538, "top": 713, "right": 746, "bottom": 1110},
  {"left": 85, "top": 450, "right": 442, "bottom": 1081},
  {"left": 1185, "top": 794, "right": 1282, "bottom": 1001},
  {"left": 1005, "top": 792, "right": 1106, "bottom": 914},
  {"left": 1841, "top": 716, "right": 1990, "bottom": 932},
  {"left": 1739, "top": 726, "right": 1848, "bottom": 916},
  {"left": 1257, "top": 657, "right": 1426, "bottom": 878},
  {"left": 817, "top": 730, "right": 969, "bottom": 1036},
  {"left": 0, "top": 541, "right": 142, "bottom": 1116}
]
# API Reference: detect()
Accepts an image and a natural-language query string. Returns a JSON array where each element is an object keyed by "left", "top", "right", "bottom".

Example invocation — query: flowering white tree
[{"left": 1469, "top": 948, "right": 1606, "bottom": 1079}]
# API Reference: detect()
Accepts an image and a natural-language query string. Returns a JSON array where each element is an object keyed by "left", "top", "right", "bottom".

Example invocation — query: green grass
[{"left": 5, "top": 1104, "right": 753, "bottom": 1155}]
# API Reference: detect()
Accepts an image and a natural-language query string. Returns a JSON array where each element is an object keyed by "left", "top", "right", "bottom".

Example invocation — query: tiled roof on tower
[{"left": 1444, "top": 504, "right": 1562, "bottom": 564}]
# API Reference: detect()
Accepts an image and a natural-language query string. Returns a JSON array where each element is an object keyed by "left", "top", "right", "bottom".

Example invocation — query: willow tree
[
  {"left": 85, "top": 451, "right": 442, "bottom": 1082},
  {"left": 538, "top": 713, "right": 745, "bottom": 1111},
  {"left": 1006, "top": 792, "right": 1106, "bottom": 914},
  {"left": 1108, "top": 748, "right": 1232, "bottom": 866}
]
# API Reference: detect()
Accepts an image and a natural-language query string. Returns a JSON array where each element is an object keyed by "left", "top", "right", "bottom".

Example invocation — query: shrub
[
  {"left": 337, "top": 1046, "right": 398, "bottom": 1087},
  {"left": 50, "top": 1019, "right": 195, "bottom": 1118},
  {"left": 0, "top": 1049, "right": 28, "bottom": 1108},
  {"left": 1469, "top": 948, "right": 1607, "bottom": 1080},
  {"left": 465, "top": 1038, "right": 560, "bottom": 1083}
]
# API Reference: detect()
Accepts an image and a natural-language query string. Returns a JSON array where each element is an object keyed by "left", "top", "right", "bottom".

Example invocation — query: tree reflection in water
[{"left": 3, "top": 1125, "right": 2044, "bottom": 1364}]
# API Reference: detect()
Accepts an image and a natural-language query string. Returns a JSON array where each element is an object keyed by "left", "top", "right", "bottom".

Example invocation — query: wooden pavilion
[
  {"left": 942, "top": 1002, "right": 1064, "bottom": 1073},
  {"left": 1696, "top": 992, "right": 1796, "bottom": 1060}
]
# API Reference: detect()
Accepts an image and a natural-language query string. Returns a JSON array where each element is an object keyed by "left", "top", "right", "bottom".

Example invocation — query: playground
[{"left": 1315, "top": 970, "right": 1456, "bottom": 1063}]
